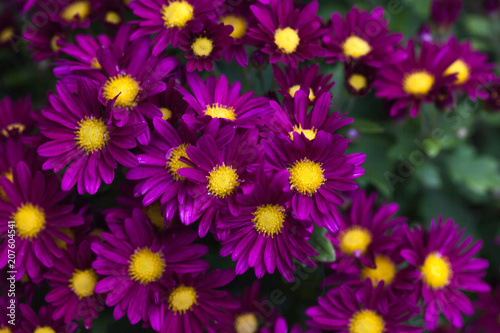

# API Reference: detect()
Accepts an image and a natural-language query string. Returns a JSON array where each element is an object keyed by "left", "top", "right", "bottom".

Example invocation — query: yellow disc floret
[
  {"left": 160, "top": 107, "right": 173, "bottom": 121},
  {"left": 403, "top": 71, "right": 435, "bottom": 96},
  {"left": 204, "top": 103, "right": 237, "bottom": 120},
  {"left": 361, "top": 255, "right": 396, "bottom": 287},
  {"left": 161, "top": 1, "right": 194, "bottom": 28},
  {"left": 348, "top": 74, "right": 368, "bottom": 92},
  {"left": 50, "top": 35, "right": 62, "bottom": 52},
  {"left": 167, "top": 143, "right": 192, "bottom": 181},
  {"left": 207, "top": 163, "right": 239, "bottom": 199},
  {"left": 342, "top": 35, "right": 372, "bottom": 59},
  {"left": 54, "top": 227, "right": 75, "bottom": 250},
  {"left": 60, "top": 1, "right": 91, "bottom": 22},
  {"left": 221, "top": 15, "right": 248, "bottom": 39},
  {"left": 289, "top": 125, "right": 317, "bottom": 141},
  {"left": 349, "top": 310, "right": 385, "bottom": 333},
  {"left": 0, "top": 169, "right": 13, "bottom": 201},
  {"left": 421, "top": 252, "right": 452, "bottom": 289},
  {"left": 288, "top": 158, "right": 325, "bottom": 195},
  {"left": 0, "top": 326, "right": 12, "bottom": 333},
  {"left": 444, "top": 59, "right": 470, "bottom": 85},
  {"left": 75, "top": 117, "right": 109, "bottom": 153},
  {"left": 128, "top": 248, "right": 166, "bottom": 285},
  {"left": 274, "top": 27, "right": 300, "bottom": 54},
  {"left": 105, "top": 11, "right": 121, "bottom": 25},
  {"left": 69, "top": 269, "right": 98, "bottom": 299},
  {"left": 13, "top": 203, "right": 46, "bottom": 240},
  {"left": 169, "top": 285, "right": 197, "bottom": 314},
  {"left": 0, "top": 27, "right": 14, "bottom": 43},
  {"left": 339, "top": 226, "right": 372, "bottom": 256},
  {"left": 1, "top": 123, "right": 26, "bottom": 138},
  {"left": 34, "top": 328, "right": 56, "bottom": 333},
  {"left": 90, "top": 57, "right": 101, "bottom": 69},
  {"left": 144, "top": 202, "right": 166, "bottom": 230},
  {"left": 191, "top": 37, "right": 213, "bottom": 57},
  {"left": 102, "top": 74, "right": 140, "bottom": 108},
  {"left": 253, "top": 204, "right": 286, "bottom": 237},
  {"left": 288, "top": 85, "right": 315, "bottom": 101},
  {"left": 234, "top": 313, "right": 259, "bottom": 333}
]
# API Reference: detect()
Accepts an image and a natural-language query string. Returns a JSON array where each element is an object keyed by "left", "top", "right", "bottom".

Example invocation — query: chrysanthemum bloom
[
  {"left": 0, "top": 96, "right": 34, "bottom": 139},
  {"left": 148, "top": 78, "right": 188, "bottom": 124},
  {"left": 178, "top": 16, "right": 234, "bottom": 72},
  {"left": 486, "top": 83, "right": 500, "bottom": 111},
  {"left": 261, "top": 317, "right": 304, "bottom": 333},
  {"left": 130, "top": 0, "right": 218, "bottom": 55},
  {"left": 248, "top": 0, "right": 324, "bottom": 68},
  {"left": 218, "top": 169, "right": 317, "bottom": 282},
  {"left": 374, "top": 39, "right": 458, "bottom": 117},
  {"left": 0, "top": 8, "right": 17, "bottom": 49},
  {"left": 344, "top": 63, "right": 377, "bottom": 96},
  {"left": 0, "top": 161, "right": 84, "bottom": 281},
  {"left": 273, "top": 64, "right": 335, "bottom": 104},
  {"left": 265, "top": 130, "right": 365, "bottom": 232},
  {"left": 92, "top": 208, "right": 209, "bottom": 325},
  {"left": 16, "top": 304, "right": 78, "bottom": 333},
  {"left": 431, "top": 0, "right": 463, "bottom": 30},
  {"left": 156, "top": 270, "right": 239, "bottom": 333},
  {"left": 400, "top": 217, "right": 491, "bottom": 330},
  {"left": 322, "top": 6, "right": 406, "bottom": 67},
  {"left": 44, "top": 0, "right": 97, "bottom": 29},
  {"left": 177, "top": 73, "right": 273, "bottom": 132},
  {"left": 306, "top": 280, "right": 423, "bottom": 333},
  {"left": 23, "top": 21, "right": 65, "bottom": 62},
  {"left": 475, "top": 286, "right": 500, "bottom": 332},
  {"left": 36, "top": 79, "right": 145, "bottom": 195}
]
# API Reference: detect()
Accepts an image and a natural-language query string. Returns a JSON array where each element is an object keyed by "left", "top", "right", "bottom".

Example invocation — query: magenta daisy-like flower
[
  {"left": 475, "top": 286, "right": 500, "bottom": 332},
  {"left": 91, "top": 208, "right": 208, "bottom": 326},
  {"left": 36, "top": 79, "right": 145, "bottom": 195},
  {"left": 306, "top": 280, "right": 423, "bottom": 333},
  {"left": 261, "top": 317, "right": 304, "bottom": 333},
  {"left": 0, "top": 7, "right": 17, "bottom": 49},
  {"left": 248, "top": 0, "right": 324, "bottom": 68},
  {"left": 431, "top": 0, "right": 463, "bottom": 30},
  {"left": 374, "top": 39, "right": 458, "bottom": 117},
  {"left": 0, "top": 96, "right": 34, "bottom": 139},
  {"left": 23, "top": 21, "right": 65, "bottom": 62},
  {"left": 0, "top": 161, "right": 84, "bottom": 281},
  {"left": 400, "top": 216, "right": 491, "bottom": 330},
  {"left": 322, "top": 6, "right": 406, "bottom": 67},
  {"left": 130, "top": 0, "right": 218, "bottom": 55},
  {"left": 178, "top": 16, "right": 234, "bottom": 72},
  {"left": 44, "top": 236, "right": 103, "bottom": 329},
  {"left": 218, "top": 169, "right": 318, "bottom": 282},
  {"left": 44, "top": 0, "right": 97, "bottom": 29},
  {"left": 148, "top": 78, "right": 188, "bottom": 124},
  {"left": 16, "top": 304, "right": 78, "bottom": 333},
  {"left": 344, "top": 63, "right": 377, "bottom": 96}
]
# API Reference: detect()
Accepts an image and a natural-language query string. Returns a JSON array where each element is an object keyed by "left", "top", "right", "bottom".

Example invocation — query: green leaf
[
  {"left": 351, "top": 119, "right": 385, "bottom": 134},
  {"left": 416, "top": 161, "right": 442, "bottom": 189},
  {"left": 310, "top": 227, "right": 336, "bottom": 263}
]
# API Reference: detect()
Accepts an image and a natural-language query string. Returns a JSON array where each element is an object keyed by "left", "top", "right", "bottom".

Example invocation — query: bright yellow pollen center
[
  {"left": 161, "top": 1, "right": 194, "bottom": 28},
  {"left": 339, "top": 226, "right": 372, "bottom": 256},
  {"left": 288, "top": 158, "right": 325, "bottom": 195},
  {"left": 75, "top": 117, "right": 109, "bottom": 153},
  {"left": 1, "top": 123, "right": 26, "bottom": 138},
  {"left": 421, "top": 252, "right": 452, "bottom": 289},
  {"left": 349, "top": 310, "right": 385, "bottom": 333},
  {"left": 60, "top": 1, "right": 91, "bottom": 22},
  {"left": 342, "top": 35, "right": 372, "bottom": 59},
  {"left": 144, "top": 202, "right": 166, "bottom": 230},
  {"left": 50, "top": 35, "right": 62, "bottom": 52},
  {"left": 160, "top": 107, "right": 173, "bottom": 120},
  {"left": 13, "top": 203, "right": 46, "bottom": 240},
  {"left": 54, "top": 227, "right": 75, "bottom": 250},
  {"left": 252, "top": 204, "right": 286, "bottom": 237},
  {"left": 207, "top": 163, "right": 239, "bottom": 199},
  {"left": 128, "top": 248, "right": 166, "bottom": 285},
  {"left": 90, "top": 57, "right": 101, "bottom": 69},
  {"left": 167, "top": 143, "right": 192, "bottom": 181},
  {"left": 0, "top": 326, "right": 12, "bottom": 333},
  {"left": 349, "top": 74, "right": 368, "bottom": 91},
  {"left": 361, "top": 255, "right": 396, "bottom": 287},
  {"left": 0, "top": 170, "right": 13, "bottom": 201},
  {"left": 105, "top": 11, "right": 121, "bottom": 24},
  {"left": 169, "top": 285, "right": 197, "bottom": 314},
  {"left": 444, "top": 59, "right": 470, "bottom": 85},
  {"left": 288, "top": 85, "right": 315, "bottom": 101},
  {"left": 204, "top": 103, "right": 237, "bottom": 120},
  {"left": 103, "top": 74, "right": 140, "bottom": 108},
  {"left": 403, "top": 71, "right": 435, "bottom": 96},
  {"left": 274, "top": 27, "right": 300, "bottom": 54},
  {"left": 221, "top": 15, "right": 248, "bottom": 39},
  {"left": 289, "top": 125, "right": 317, "bottom": 141},
  {"left": 0, "top": 27, "right": 14, "bottom": 43},
  {"left": 69, "top": 269, "right": 98, "bottom": 299},
  {"left": 34, "top": 328, "right": 56, "bottom": 333},
  {"left": 235, "top": 313, "right": 259, "bottom": 333},
  {"left": 191, "top": 37, "right": 213, "bottom": 57}
]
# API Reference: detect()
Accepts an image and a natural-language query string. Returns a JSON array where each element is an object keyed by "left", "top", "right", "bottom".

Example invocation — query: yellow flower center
[
  {"left": 75, "top": 117, "right": 109, "bottom": 153},
  {"left": 421, "top": 252, "right": 452, "bottom": 289},
  {"left": 234, "top": 313, "right": 259, "bottom": 333},
  {"left": 69, "top": 269, "right": 98, "bottom": 299},
  {"left": 128, "top": 248, "right": 166, "bottom": 285},
  {"left": 105, "top": 11, "right": 121, "bottom": 25},
  {"left": 34, "top": 328, "right": 56, "bottom": 333},
  {"left": 444, "top": 59, "right": 470, "bottom": 85},
  {"left": 54, "top": 227, "right": 75, "bottom": 250},
  {"left": 339, "top": 226, "right": 372, "bottom": 256},
  {"left": 0, "top": 326, "right": 12, "bottom": 333},
  {"left": 144, "top": 202, "right": 166, "bottom": 230},
  {"left": 349, "top": 310, "right": 385, "bottom": 333},
  {"left": 161, "top": 0, "right": 194, "bottom": 28},
  {"left": 252, "top": 204, "right": 286, "bottom": 237},
  {"left": 361, "top": 255, "right": 396, "bottom": 287},
  {"left": 1, "top": 123, "right": 26, "bottom": 138},
  {"left": 288, "top": 158, "right": 325, "bottom": 195},
  {"left": 204, "top": 103, "right": 237, "bottom": 120},
  {"left": 60, "top": 1, "right": 91, "bottom": 22},
  {"left": 90, "top": 57, "right": 101, "bottom": 69},
  {"left": 348, "top": 74, "right": 368, "bottom": 91},
  {"left": 50, "top": 35, "right": 62, "bottom": 52},
  {"left": 13, "top": 203, "right": 46, "bottom": 240},
  {"left": 0, "top": 27, "right": 14, "bottom": 43},
  {"left": 160, "top": 107, "right": 173, "bottom": 121},
  {"left": 169, "top": 285, "right": 197, "bottom": 314},
  {"left": 207, "top": 163, "right": 239, "bottom": 199},
  {"left": 0, "top": 170, "right": 13, "bottom": 201},
  {"left": 274, "top": 27, "right": 300, "bottom": 54},
  {"left": 167, "top": 143, "right": 192, "bottom": 181},
  {"left": 191, "top": 37, "right": 213, "bottom": 57},
  {"left": 288, "top": 85, "right": 315, "bottom": 101},
  {"left": 289, "top": 125, "right": 317, "bottom": 141},
  {"left": 102, "top": 74, "right": 140, "bottom": 108},
  {"left": 220, "top": 15, "right": 248, "bottom": 39},
  {"left": 342, "top": 35, "right": 372, "bottom": 59},
  {"left": 403, "top": 71, "right": 435, "bottom": 96}
]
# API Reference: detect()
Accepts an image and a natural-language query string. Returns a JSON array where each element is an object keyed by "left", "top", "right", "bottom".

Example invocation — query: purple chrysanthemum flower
[
  {"left": 322, "top": 6, "right": 406, "bottom": 67},
  {"left": 400, "top": 217, "right": 491, "bottom": 330},
  {"left": 91, "top": 208, "right": 208, "bottom": 327},
  {"left": 431, "top": 0, "right": 463, "bottom": 30},
  {"left": 261, "top": 317, "right": 305, "bottom": 333},
  {"left": 306, "top": 280, "right": 423, "bottom": 333},
  {"left": 23, "top": 21, "right": 65, "bottom": 62},
  {"left": 344, "top": 63, "right": 377, "bottom": 96},
  {"left": 475, "top": 286, "right": 500, "bottom": 332},
  {"left": 44, "top": 236, "right": 103, "bottom": 329},
  {"left": 374, "top": 39, "right": 458, "bottom": 117},
  {"left": 36, "top": 79, "right": 145, "bottom": 195},
  {"left": 15, "top": 304, "right": 78, "bottom": 333},
  {"left": 248, "top": 0, "right": 324, "bottom": 68},
  {"left": 178, "top": 16, "right": 234, "bottom": 72},
  {"left": 486, "top": 83, "right": 500, "bottom": 111},
  {"left": 273, "top": 64, "right": 335, "bottom": 104},
  {"left": 218, "top": 168, "right": 317, "bottom": 282},
  {"left": 148, "top": 78, "right": 188, "bottom": 124},
  {"left": 0, "top": 7, "right": 18, "bottom": 49},
  {"left": 156, "top": 270, "right": 239, "bottom": 333},
  {"left": 130, "top": 0, "right": 218, "bottom": 55},
  {"left": 0, "top": 161, "right": 84, "bottom": 281},
  {"left": 264, "top": 130, "right": 365, "bottom": 233},
  {"left": 0, "top": 96, "right": 34, "bottom": 139},
  {"left": 43, "top": 0, "right": 97, "bottom": 29}
]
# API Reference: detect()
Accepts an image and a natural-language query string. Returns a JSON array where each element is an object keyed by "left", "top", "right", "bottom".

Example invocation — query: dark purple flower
[
  {"left": 344, "top": 63, "right": 377, "bottom": 96},
  {"left": 431, "top": 0, "right": 463, "bottom": 30},
  {"left": 42, "top": 0, "right": 97, "bottom": 29},
  {"left": 0, "top": 96, "right": 35, "bottom": 139},
  {"left": 15, "top": 304, "right": 78, "bottom": 333},
  {"left": 486, "top": 83, "right": 500, "bottom": 111},
  {"left": 261, "top": 317, "right": 304, "bottom": 333},
  {"left": 475, "top": 286, "right": 500, "bottom": 332},
  {"left": 0, "top": 7, "right": 18, "bottom": 49},
  {"left": 148, "top": 78, "right": 188, "bottom": 124},
  {"left": 484, "top": 0, "right": 500, "bottom": 14},
  {"left": 23, "top": 21, "right": 65, "bottom": 62}
]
